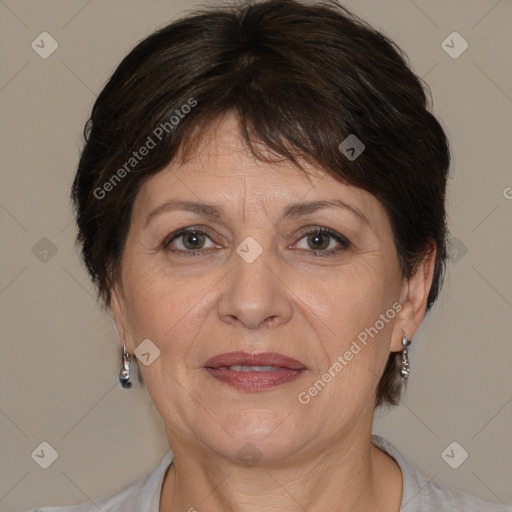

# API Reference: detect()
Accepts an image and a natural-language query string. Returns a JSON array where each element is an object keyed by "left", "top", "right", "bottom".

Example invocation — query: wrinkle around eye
[
  {"left": 141, "top": 213, "right": 374, "bottom": 255},
  {"left": 164, "top": 229, "right": 219, "bottom": 252}
]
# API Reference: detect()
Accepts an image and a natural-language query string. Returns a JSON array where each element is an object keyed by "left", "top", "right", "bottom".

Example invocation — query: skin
[{"left": 111, "top": 112, "right": 436, "bottom": 511}]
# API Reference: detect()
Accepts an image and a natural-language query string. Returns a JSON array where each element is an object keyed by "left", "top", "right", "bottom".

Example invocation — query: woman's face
[{"left": 112, "top": 113, "right": 419, "bottom": 464}]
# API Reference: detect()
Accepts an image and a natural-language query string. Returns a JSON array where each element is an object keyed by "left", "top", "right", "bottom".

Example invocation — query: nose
[{"left": 216, "top": 244, "right": 293, "bottom": 330}]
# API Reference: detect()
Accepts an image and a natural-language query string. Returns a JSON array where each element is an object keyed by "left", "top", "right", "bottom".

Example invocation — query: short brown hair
[{"left": 72, "top": 0, "right": 451, "bottom": 407}]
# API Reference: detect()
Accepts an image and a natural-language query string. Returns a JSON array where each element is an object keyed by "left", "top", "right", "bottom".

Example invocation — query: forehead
[
  {"left": 171, "top": 113, "right": 319, "bottom": 183},
  {"left": 133, "top": 112, "right": 386, "bottom": 226}
]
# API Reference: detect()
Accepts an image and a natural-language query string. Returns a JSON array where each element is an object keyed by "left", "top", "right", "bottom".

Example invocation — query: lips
[
  {"left": 204, "top": 352, "right": 307, "bottom": 391},
  {"left": 204, "top": 352, "right": 306, "bottom": 370}
]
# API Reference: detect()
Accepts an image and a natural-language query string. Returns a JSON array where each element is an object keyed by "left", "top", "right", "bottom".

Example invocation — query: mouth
[{"left": 203, "top": 352, "right": 308, "bottom": 391}]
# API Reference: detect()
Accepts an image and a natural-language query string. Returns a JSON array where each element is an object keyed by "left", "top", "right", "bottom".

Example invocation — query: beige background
[{"left": 1, "top": 0, "right": 511, "bottom": 510}]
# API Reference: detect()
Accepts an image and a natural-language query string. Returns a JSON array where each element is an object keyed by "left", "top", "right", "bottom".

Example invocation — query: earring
[
  {"left": 119, "top": 341, "right": 133, "bottom": 389},
  {"left": 400, "top": 335, "right": 411, "bottom": 379}
]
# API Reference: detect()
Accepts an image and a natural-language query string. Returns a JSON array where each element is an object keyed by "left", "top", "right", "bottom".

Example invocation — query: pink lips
[{"left": 204, "top": 352, "right": 307, "bottom": 391}]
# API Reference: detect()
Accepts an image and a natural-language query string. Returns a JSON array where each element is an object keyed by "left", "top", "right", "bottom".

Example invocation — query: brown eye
[
  {"left": 162, "top": 228, "right": 217, "bottom": 256},
  {"left": 306, "top": 232, "right": 330, "bottom": 250},
  {"left": 180, "top": 231, "right": 207, "bottom": 250},
  {"left": 295, "top": 227, "right": 350, "bottom": 257}
]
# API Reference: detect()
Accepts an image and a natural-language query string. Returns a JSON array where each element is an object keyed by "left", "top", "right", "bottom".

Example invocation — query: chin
[{"left": 198, "top": 408, "right": 309, "bottom": 464}]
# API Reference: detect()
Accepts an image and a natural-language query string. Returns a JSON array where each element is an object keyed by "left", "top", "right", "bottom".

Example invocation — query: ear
[
  {"left": 390, "top": 243, "right": 437, "bottom": 352},
  {"left": 110, "top": 281, "right": 135, "bottom": 353}
]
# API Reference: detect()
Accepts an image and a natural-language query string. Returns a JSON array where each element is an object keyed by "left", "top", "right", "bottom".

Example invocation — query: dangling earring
[
  {"left": 119, "top": 341, "right": 133, "bottom": 389},
  {"left": 400, "top": 335, "right": 411, "bottom": 379}
]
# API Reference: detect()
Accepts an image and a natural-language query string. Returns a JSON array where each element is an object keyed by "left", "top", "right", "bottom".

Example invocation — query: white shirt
[{"left": 30, "top": 435, "right": 509, "bottom": 511}]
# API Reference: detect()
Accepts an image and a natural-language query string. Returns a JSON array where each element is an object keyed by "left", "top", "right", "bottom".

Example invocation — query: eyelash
[{"left": 161, "top": 226, "right": 350, "bottom": 258}]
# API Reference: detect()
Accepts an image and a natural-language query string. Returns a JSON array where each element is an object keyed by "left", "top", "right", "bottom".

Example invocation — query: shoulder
[
  {"left": 371, "top": 435, "right": 510, "bottom": 512},
  {"left": 27, "top": 450, "right": 174, "bottom": 512},
  {"left": 419, "top": 477, "right": 510, "bottom": 511},
  {"left": 27, "top": 479, "right": 144, "bottom": 512}
]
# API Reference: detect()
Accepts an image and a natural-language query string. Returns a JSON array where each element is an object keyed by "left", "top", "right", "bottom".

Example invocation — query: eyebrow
[{"left": 144, "top": 198, "right": 369, "bottom": 227}]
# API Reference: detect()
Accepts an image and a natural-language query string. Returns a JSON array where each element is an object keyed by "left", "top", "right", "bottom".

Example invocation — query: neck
[{"left": 159, "top": 426, "right": 402, "bottom": 512}]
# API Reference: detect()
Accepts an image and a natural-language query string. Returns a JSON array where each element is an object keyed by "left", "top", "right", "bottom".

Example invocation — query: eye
[
  {"left": 294, "top": 227, "right": 350, "bottom": 257},
  {"left": 162, "top": 228, "right": 218, "bottom": 256},
  {"left": 161, "top": 226, "right": 350, "bottom": 258}
]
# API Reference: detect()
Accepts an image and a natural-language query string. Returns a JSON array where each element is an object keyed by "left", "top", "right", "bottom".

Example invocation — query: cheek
[
  {"left": 121, "top": 261, "right": 222, "bottom": 356},
  {"left": 301, "top": 260, "right": 398, "bottom": 393},
  {"left": 120, "top": 268, "right": 218, "bottom": 428},
  {"left": 306, "top": 256, "right": 396, "bottom": 337}
]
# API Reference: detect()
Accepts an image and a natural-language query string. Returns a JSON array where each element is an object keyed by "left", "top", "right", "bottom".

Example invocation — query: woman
[{"left": 32, "top": 0, "right": 508, "bottom": 510}]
